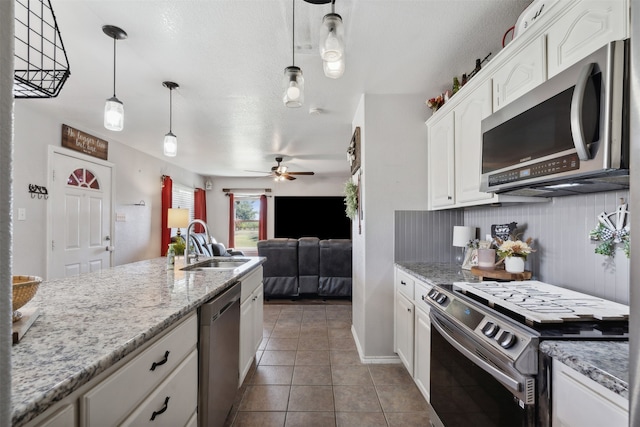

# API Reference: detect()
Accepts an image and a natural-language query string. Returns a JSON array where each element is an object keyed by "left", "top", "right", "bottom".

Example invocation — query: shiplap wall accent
[
  {"left": 464, "top": 190, "right": 630, "bottom": 304},
  {"left": 395, "top": 210, "right": 464, "bottom": 263}
]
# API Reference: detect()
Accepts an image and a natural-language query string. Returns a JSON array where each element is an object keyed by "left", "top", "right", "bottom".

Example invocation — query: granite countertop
[
  {"left": 11, "top": 256, "right": 264, "bottom": 427},
  {"left": 540, "top": 340, "right": 629, "bottom": 399},
  {"left": 395, "top": 261, "right": 629, "bottom": 401}
]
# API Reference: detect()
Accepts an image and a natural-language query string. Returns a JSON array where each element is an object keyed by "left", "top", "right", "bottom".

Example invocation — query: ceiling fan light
[
  {"left": 104, "top": 96, "right": 124, "bottom": 131},
  {"left": 319, "top": 13, "right": 344, "bottom": 62},
  {"left": 323, "top": 57, "right": 345, "bottom": 79},
  {"left": 163, "top": 132, "right": 178, "bottom": 157},
  {"left": 283, "top": 66, "right": 304, "bottom": 108}
]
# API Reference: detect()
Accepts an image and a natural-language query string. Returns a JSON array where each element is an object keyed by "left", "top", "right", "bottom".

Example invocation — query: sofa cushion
[
  {"left": 298, "top": 237, "right": 320, "bottom": 294},
  {"left": 319, "top": 239, "right": 352, "bottom": 297},
  {"left": 257, "top": 238, "right": 299, "bottom": 297}
]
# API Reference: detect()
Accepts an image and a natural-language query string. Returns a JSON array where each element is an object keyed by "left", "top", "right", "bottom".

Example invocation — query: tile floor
[{"left": 224, "top": 303, "right": 434, "bottom": 427}]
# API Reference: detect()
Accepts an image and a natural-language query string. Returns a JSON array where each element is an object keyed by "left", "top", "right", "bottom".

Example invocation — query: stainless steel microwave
[{"left": 480, "top": 40, "right": 629, "bottom": 197}]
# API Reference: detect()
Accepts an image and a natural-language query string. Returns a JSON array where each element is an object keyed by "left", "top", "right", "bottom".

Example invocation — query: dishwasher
[{"left": 198, "top": 281, "right": 241, "bottom": 427}]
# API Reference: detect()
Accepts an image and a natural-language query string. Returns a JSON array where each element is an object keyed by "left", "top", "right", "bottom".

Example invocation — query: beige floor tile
[
  {"left": 284, "top": 412, "right": 336, "bottom": 427},
  {"left": 328, "top": 328, "right": 352, "bottom": 340},
  {"left": 329, "top": 350, "right": 362, "bottom": 366},
  {"left": 292, "top": 365, "right": 332, "bottom": 385},
  {"left": 266, "top": 338, "right": 299, "bottom": 351},
  {"left": 368, "top": 364, "right": 414, "bottom": 386},
  {"left": 288, "top": 385, "right": 335, "bottom": 412},
  {"left": 375, "top": 383, "right": 430, "bottom": 413},
  {"left": 260, "top": 350, "right": 297, "bottom": 366},
  {"left": 238, "top": 385, "right": 291, "bottom": 411},
  {"left": 302, "top": 311, "right": 327, "bottom": 321},
  {"left": 301, "top": 316, "right": 328, "bottom": 326},
  {"left": 270, "top": 325, "right": 301, "bottom": 339},
  {"left": 250, "top": 365, "right": 294, "bottom": 385},
  {"left": 327, "top": 319, "right": 351, "bottom": 329},
  {"left": 335, "top": 412, "right": 388, "bottom": 427},
  {"left": 329, "top": 337, "right": 356, "bottom": 351},
  {"left": 295, "top": 350, "right": 331, "bottom": 366},
  {"left": 231, "top": 411, "right": 286, "bottom": 427},
  {"left": 331, "top": 365, "right": 373, "bottom": 386},
  {"left": 385, "top": 411, "right": 432, "bottom": 427},
  {"left": 300, "top": 324, "right": 329, "bottom": 335},
  {"left": 333, "top": 385, "right": 382, "bottom": 412},
  {"left": 298, "top": 335, "right": 330, "bottom": 350}
]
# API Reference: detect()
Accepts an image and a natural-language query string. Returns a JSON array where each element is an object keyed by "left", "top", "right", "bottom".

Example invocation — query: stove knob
[
  {"left": 435, "top": 293, "right": 448, "bottom": 304},
  {"left": 498, "top": 331, "right": 517, "bottom": 349},
  {"left": 427, "top": 289, "right": 439, "bottom": 300},
  {"left": 482, "top": 322, "right": 500, "bottom": 338}
]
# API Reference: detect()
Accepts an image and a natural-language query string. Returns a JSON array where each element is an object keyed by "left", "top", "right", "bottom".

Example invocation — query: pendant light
[
  {"left": 163, "top": 81, "right": 179, "bottom": 157},
  {"left": 303, "top": 0, "right": 345, "bottom": 79},
  {"left": 283, "top": 0, "right": 304, "bottom": 107},
  {"left": 102, "top": 25, "right": 127, "bottom": 131}
]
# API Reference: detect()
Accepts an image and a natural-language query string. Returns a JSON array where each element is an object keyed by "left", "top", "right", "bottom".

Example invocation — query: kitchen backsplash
[{"left": 395, "top": 190, "right": 630, "bottom": 304}]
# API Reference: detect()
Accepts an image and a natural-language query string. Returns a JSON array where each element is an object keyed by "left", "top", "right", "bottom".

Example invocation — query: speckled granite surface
[
  {"left": 396, "top": 262, "right": 629, "bottom": 401},
  {"left": 11, "top": 256, "right": 264, "bottom": 427},
  {"left": 540, "top": 340, "right": 629, "bottom": 399}
]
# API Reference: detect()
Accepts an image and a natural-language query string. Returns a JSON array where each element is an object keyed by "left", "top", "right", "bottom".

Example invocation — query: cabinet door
[
  {"left": 454, "top": 80, "right": 495, "bottom": 204},
  {"left": 252, "top": 284, "right": 264, "bottom": 356},
  {"left": 239, "top": 295, "right": 254, "bottom": 385},
  {"left": 547, "top": 0, "right": 629, "bottom": 78},
  {"left": 492, "top": 36, "right": 546, "bottom": 111},
  {"left": 395, "top": 291, "right": 414, "bottom": 373},
  {"left": 29, "top": 404, "right": 76, "bottom": 427},
  {"left": 428, "top": 111, "right": 455, "bottom": 209},
  {"left": 413, "top": 307, "right": 431, "bottom": 403}
]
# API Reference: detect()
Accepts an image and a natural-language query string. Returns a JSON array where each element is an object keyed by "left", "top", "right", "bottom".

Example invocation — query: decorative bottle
[{"left": 166, "top": 244, "right": 175, "bottom": 269}]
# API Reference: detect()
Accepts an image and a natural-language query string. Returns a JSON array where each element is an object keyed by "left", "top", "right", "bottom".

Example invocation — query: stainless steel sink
[{"left": 181, "top": 258, "right": 251, "bottom": 271}]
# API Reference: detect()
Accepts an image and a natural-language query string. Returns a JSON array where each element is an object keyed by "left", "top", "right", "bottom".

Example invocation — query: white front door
[{"left": 49, "top": 150, "right": 113, "bottom": 279}]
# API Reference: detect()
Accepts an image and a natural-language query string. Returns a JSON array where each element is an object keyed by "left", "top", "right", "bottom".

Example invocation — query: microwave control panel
[{"left": 488, "top": 153, "right": 580, "bottom": 186}]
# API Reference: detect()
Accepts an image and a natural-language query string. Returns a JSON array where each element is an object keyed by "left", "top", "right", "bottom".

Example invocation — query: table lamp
[
  {"left": 452, "top": 226, "right": 475, "bottom": 264},
  {"left": 167, "top": 208, "right": 189, "bottom": 239}
]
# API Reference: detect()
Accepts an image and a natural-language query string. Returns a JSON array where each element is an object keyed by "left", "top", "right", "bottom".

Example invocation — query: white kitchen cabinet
[
  {"left": 413, "top": 281, "right": 432, "bottom": 402},
  {"left": 81, "top": 313, "right": 198, "bottom": 426},
  {"left": 492, "top": 36, "right": 546, "bottom": 111},
  {"left": 427, "top": 110, "right": 455, "bottom": 209},
  {"left": 395, "top": 290, "right": 414, "bottom": 373},
  {"left": 546, "top": 0, "right": 629, "bottom": 78},
  {"left": 454, "top": 79, "right": 494, "bottom": 205},
  {"left": 240, "top": 266, "right": 264, "bottom": 386},
  {"left": 552, "top": 359, "right": 628, "bottom": 427},
  {"left": 26, "top": 403, "right": 76, "bottom": 427}
]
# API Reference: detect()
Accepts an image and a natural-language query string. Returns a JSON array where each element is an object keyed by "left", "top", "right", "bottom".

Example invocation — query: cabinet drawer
[
  {"left": 82, "top": 313, "right": 197, "bottom": 426},
  {"left": 241, "top": 266, "right": 263, "bottom": 303},
  {"left": 120, "top": 350, "right": 198, "bottom": 427},
  {"left": 396, "top": 270, "right": 415, "bottom": 300}
]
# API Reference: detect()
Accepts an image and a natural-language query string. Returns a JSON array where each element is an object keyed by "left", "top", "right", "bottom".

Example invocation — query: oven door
[{"left": 429, "top": 311, "right": 537, "bottom": 427}]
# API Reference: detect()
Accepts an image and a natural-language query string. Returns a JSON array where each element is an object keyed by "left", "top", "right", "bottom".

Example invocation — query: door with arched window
[{"left": 49, "top": 150, "right": 113, "bottom": 279}]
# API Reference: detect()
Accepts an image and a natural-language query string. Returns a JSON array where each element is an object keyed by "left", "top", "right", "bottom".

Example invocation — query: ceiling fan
[{"left": 250, "top": 157, "right": 315, "bottom": 181}]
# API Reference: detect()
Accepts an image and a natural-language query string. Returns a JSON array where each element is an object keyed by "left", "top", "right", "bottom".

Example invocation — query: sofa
[
  {"left": 173, "top": 233, "right": 244, "bottom": 257},
  {"left": 257, "top": 237, "right": 352, "bottom": 298}
]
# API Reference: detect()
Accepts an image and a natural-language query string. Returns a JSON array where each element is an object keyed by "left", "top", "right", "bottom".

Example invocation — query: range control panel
[{"left": 488, "top": 153, "right": 580, "bottom": 187}]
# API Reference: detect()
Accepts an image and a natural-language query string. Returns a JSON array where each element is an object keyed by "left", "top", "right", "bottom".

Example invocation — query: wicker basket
[{"left": 13, "top": 275, "right": 42, "bottom": 322}]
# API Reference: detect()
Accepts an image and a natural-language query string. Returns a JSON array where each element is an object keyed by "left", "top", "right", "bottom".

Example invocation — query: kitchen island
[{"left": 11, "top": 256, "right": 264, "bottom": 427}]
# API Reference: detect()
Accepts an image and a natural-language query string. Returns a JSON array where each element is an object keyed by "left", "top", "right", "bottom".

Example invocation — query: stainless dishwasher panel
[{"left": 198, "top": 282, "right": 241, "bottom": 427}]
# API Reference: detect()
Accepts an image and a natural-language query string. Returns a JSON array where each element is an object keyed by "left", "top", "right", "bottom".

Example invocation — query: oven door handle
[
  {"left": 431, "top": 315, "right": 522, "bottom": 395},
  {"left": 570, "top": 62, "right": 595, "bottom": 161}
]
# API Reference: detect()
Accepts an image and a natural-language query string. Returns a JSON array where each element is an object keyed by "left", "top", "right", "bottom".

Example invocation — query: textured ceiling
[{"left": 20, "top": 0, "right": 532, "bottom": 178}]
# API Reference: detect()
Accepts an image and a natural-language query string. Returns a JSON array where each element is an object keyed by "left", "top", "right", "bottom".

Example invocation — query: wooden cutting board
[{"left": 12, "top": 306, "right": 41, "bottom": 344}]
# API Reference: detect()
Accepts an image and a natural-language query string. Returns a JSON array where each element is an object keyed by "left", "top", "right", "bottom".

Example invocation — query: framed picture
[{"left": 348, "top": 127, "right": 361, "bottom": 175}]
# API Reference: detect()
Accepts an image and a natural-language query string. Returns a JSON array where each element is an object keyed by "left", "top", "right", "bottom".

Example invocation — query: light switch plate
[
  {"left": 17, "top": 208, "right": 26, "bottom": 221},
  {"left": 116, "top": 213, "right": 126, "bottom": 222}
]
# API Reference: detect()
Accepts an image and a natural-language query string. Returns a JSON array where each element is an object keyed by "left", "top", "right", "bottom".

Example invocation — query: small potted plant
[{"left": 495, "top": 236, "right": 535, "bottom": 273}]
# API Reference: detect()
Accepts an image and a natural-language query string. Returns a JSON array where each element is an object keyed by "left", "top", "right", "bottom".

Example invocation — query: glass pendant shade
[
  {"left": 283, "top": 66, "right": 304, "bottom": 108},
  {"left": 104, "top": 96, "right": 124, "bottom": 131},
  {"left": 319, "top": 13, "right": 344, "bottom": 62},
  {"left": 323, "top": 57, "right": 345, "bottom": 79},
  {"left": 163, "top": 131, "right": 177, "bottom": 157}
]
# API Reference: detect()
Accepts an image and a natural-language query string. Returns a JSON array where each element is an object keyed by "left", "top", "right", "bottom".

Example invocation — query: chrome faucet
[{"left": 185, "top": 219, "right": 211, "bottom": 265}]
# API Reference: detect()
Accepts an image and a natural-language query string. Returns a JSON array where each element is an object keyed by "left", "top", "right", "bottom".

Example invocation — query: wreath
[
  {"left": 589, "top": 203, "right": 630, "bottom": 258},
  {"left": 344, "top": 180, "right": 358, "bottom": 220}
]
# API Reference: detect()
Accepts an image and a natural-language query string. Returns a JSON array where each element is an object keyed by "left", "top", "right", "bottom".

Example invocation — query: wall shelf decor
[{"left": 348, "top": 126, "right": 361, "bottom": 175}]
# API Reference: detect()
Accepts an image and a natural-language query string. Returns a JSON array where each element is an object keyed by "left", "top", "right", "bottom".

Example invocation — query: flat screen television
[{"left": 274, "top": 196, "right": 351, "bottom": 240}]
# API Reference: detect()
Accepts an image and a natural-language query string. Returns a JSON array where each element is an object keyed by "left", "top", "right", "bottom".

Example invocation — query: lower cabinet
[
  {"left": 552, "top": 359, "right": 628, "bottom": 427},
  {"left": 395, "top": 291, "right": 414, "bottom": 372},
  {"left": 29, "top": 404, "right": 76, "bottom": 427},
  {"left": 413, "top": 281, "right": 431, "bottom": 402},
  {"left": 240, "top": 266, "right": 264, "bottom": 386}
]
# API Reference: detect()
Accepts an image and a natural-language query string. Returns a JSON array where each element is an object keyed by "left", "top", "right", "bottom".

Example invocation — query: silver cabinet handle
[{"left": 570, "top": 62, "right": 595, "bottom": 161}]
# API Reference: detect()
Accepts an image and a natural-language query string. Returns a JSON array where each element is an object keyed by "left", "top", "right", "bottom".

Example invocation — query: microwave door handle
[{"left": 570, "top": 62, "right": 595, "bottom": 161}]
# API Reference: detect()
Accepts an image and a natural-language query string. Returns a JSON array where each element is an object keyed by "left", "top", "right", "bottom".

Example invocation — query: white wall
[
  {"left": 352, "top": 94, "right": 429, "bottom": 360},
  {"left": 205, "top": 175, "right": 349, "bottom": 247},
  {"left": 12, "top": 102, "right": 205, "bottom": 278}
]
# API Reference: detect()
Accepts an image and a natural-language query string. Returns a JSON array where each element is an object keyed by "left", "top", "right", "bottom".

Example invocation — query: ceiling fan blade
[
  {"left": 283, "top": 174, "right": 296, "bottom": 180},
  {"left": 286, "top": 171, "right": 315, "bottom": 175},
  {"left": 245, "top": 170, "right": 273, "bottom": 174}
]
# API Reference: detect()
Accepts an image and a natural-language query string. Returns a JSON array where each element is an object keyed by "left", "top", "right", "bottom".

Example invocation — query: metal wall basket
[{"left": 14, "top": 0, "right": 71, "bottom": 98}]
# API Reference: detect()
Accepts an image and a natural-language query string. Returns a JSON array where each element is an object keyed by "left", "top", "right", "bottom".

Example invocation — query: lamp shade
[
  {"left": 323, "top": 57, "right": 345, "bottom": 79},
  {"left": 167, "top": 208, "right": 189, "bottom": 228},
  {"left": 104, "top": 96, "right": 124, "bottom": 131},
  {"left": 164, "top": 131, "right": 177, "bottom": 157},
  {"left": 452, "top": 226, "right": 476, "bottom": 248},
  {"left": 283, "top": 66, "right": 304, "bottom": 108},
  {"left": 319, "top": 13, "right": 344, "bottom": 62}
]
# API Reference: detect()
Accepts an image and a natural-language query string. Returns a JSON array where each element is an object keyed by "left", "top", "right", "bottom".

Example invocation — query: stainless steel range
[{"left": 425, "top": 280, "right": 629, "bottom": 427}]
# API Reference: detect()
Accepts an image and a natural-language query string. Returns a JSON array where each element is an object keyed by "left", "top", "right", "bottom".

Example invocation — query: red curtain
[
  {"left": 259, "top": 195, "right": 267, "bottom": 240},
  {"left": 194, "top": 188, "right": 207, "bottom": 233},
  {"left": 228, "top": 193, "right": 235, "bottom": 248},
  {"left": 161, "top": 175, "right": 173, "bottom": 256}
]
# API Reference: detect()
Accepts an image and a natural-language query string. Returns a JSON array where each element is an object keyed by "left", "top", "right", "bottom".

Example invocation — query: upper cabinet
[
  {"left": 547, "top": 0, "right": 629, "bottom": 78},
  {"left": 428, "top": 110, "right": 455, "bottom": 209}
]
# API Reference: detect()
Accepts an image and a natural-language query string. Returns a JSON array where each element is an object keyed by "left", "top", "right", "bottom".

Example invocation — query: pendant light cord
[
  {"left": 112, "top": 36, "right": 117, "bottom": 97},
  {"left": 292, "top": 0, "right": 295, "bottom": 66},
  {"left": 169, "top": 87, "right": 173, "bottom": 133}
]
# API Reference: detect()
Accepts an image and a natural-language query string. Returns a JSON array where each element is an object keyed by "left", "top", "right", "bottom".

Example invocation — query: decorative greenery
[
  {"left": 495, "top": 236, "right": 535, "bottom": 260},
  {"left": 589, "top": 221, "right": 630, "bottom": 258},
  {"left": 173, "top": 235, "right": 185, "bottom": 255},
  {"left": 344, "top": 180, "right": 358, "bottom": 220},
  {"left": 466, "top": 239, "right": 480, "bottom": 249},
  {"left": 426, "top": 95, "right": 444, "bottom": 112}
]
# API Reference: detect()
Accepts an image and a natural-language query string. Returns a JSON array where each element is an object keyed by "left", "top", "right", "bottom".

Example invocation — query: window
[
  {"left": 172, "top": 182, "right": 194, "bottom": 237},
  {"left": 234, "top": 197, "right": 260, "bottom": 250},
  {"left": 67, "top": 168, "right": 100, "bottom": 189}
]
